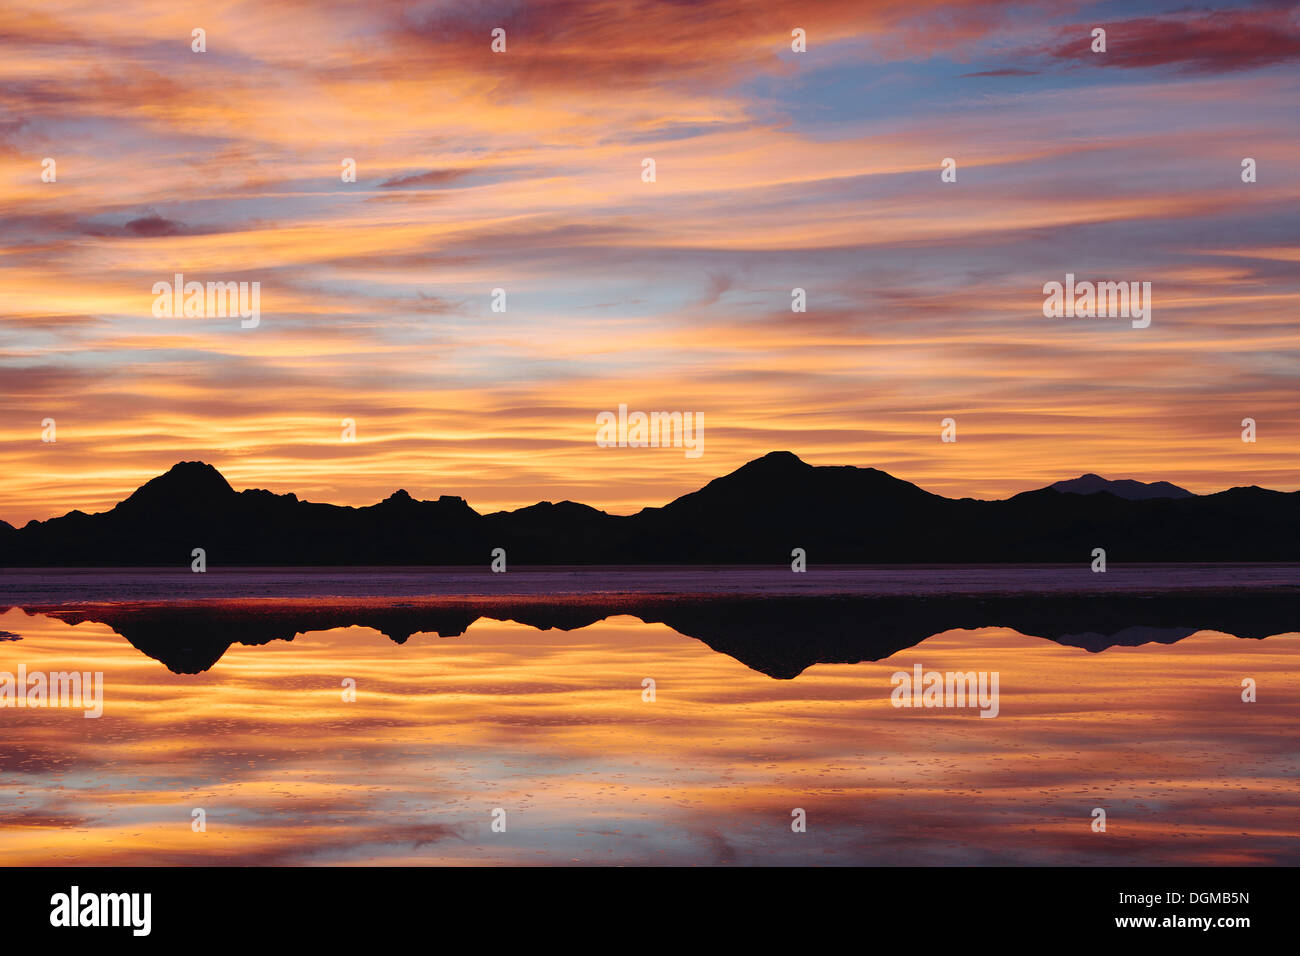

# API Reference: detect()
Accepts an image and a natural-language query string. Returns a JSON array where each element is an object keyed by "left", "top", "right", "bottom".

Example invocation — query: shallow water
[
  {"left": 3, "top": 563, "right": 1299, "bottom": 602},
  {"left": 1, "top": 567, "right": 1298, "bottom": 865}
]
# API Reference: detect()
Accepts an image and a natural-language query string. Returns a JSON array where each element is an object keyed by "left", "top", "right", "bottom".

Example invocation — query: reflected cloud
[{"left": 2, "top": 602, "right": 1296, "bottom": 866}]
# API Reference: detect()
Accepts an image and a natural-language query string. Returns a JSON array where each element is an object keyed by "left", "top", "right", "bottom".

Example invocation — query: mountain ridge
[
  {"left": 1050, "top": 473, "right": 1194, "bottom": 500},
  {"left": 3, "top": 453, "right": 1298, "bottom": 565}
]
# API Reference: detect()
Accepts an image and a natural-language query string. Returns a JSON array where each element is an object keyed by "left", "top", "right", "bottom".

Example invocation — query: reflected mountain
[{"left": 13, "top": 590, "right": 1299, "bottom": 679}]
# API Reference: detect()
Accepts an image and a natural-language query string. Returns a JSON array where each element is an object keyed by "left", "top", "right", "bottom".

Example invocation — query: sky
[{"left": 1, "top": 0, "right": 1298, "bottom": 524}]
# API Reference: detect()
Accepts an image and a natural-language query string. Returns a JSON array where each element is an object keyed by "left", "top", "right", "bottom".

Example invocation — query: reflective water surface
[{"left": 1, "top": 568, "right": 1298, "bottom": 865}]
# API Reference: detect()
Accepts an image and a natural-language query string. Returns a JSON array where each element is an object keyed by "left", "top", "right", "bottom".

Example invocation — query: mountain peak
[
  {"left": 118, "top": 461, "right": 235, "bottom": 510},
  {"left": 162, "top": 460, "right": 230, "bottom": 483},
  {"left": 1049, "top": 474, "right": 1194, "bottom": 500},
  {"left": 732, "top": 450, "right": 810, "bottom": 476}
]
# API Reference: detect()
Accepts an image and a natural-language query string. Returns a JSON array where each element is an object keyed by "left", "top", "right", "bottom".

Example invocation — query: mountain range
[{"left": 1, "top": 451, "right": 1295, "bottom": 565}]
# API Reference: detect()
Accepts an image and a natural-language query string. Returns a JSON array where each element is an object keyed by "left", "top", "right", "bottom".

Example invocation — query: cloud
[
  {"left": 1, "top": 0, "right": 1298, "bottom": 525},
  {"left": 379, "top": 168, "right": 475, "bottom": 188},
  {"left": 962, "top": 67, "right": 1040, "bottom": 77},
  {"left": 123, "top": 213, "right": 184, "bottom": 237},
  {"left": 1048, "top": 6, "right": 1300, "bottom": 74}
]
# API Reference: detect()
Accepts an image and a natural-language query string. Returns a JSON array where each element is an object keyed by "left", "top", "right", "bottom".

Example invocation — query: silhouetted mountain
[
  {"left": 3, "top": 453, "right": 1298, "bottom": 565},
  {"left": 17, "top": 591, "right": 1297, "bottom": 678},
  {"left": 118, "top": 460, "right": 235, "bottom": 511},
  {"left": 1049, "top": 473, "right": 1193, "bottom": 500}
]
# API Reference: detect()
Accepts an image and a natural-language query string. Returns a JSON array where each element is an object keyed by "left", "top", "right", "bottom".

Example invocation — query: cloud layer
[{"left": 1, "top": 0, "right": 1298, "bottom": 523}]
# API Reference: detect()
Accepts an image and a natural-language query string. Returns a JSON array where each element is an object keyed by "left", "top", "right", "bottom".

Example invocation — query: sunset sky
[{"left": 2, "top": 0, "right": 1298, "bottom": 524}]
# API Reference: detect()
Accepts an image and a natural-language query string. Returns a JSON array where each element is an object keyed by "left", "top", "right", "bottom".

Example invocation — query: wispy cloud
[{"left": 1, "top": 0, "right": 1297, "bottom": 523}]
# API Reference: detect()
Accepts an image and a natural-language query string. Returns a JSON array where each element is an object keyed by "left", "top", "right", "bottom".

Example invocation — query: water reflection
[
  {"left": 1, "top": 599, "right": 1297, "bottom": 866},
  {"left": 6, "top": 590, "right": 1299, "bottom": 676}
]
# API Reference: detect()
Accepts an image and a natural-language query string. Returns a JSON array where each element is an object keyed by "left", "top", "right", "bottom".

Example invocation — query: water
[
  {"left": 1, "top": 566, "right": 1297, "bottom": 865},
  {"left": 3, "top": 563, "right": 1298, "bottom": 601}
]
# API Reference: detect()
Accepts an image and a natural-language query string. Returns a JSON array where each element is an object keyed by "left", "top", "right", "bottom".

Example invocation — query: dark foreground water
[{"left": 1, "top": 566, "right": 1297, "bottom": 865}]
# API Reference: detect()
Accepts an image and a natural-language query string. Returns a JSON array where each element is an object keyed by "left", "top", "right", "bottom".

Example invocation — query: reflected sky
[{"left": 1, "top": 606, "right": 1296, "bottom": 865}]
